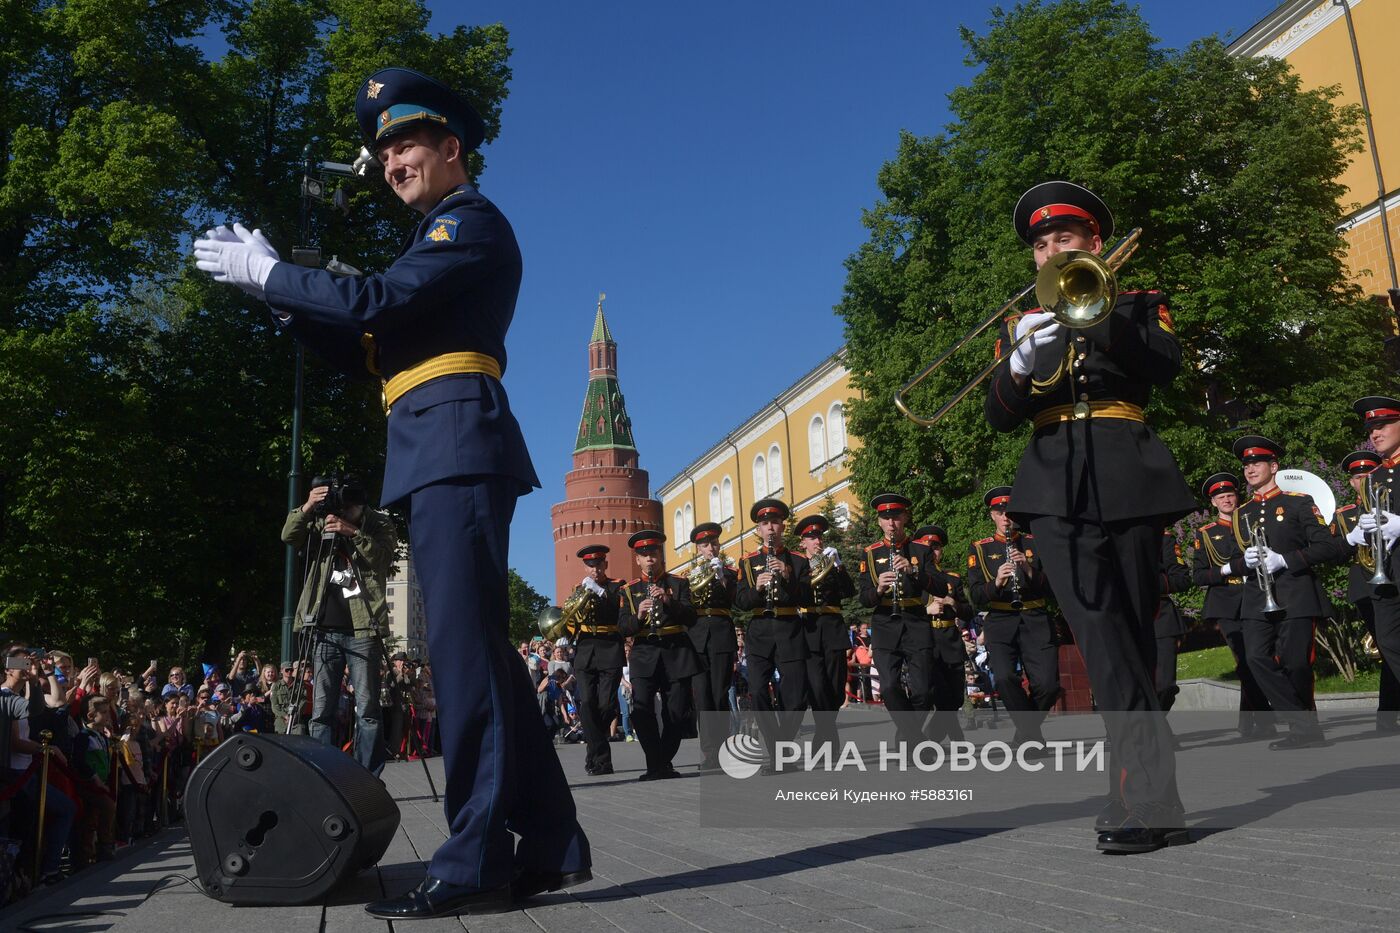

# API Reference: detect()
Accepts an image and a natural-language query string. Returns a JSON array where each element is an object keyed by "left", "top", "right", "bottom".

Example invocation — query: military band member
[
  {"left": 1340, "top": 397, "right": 1400, "bottom": 730},
  {"left": 618, "top": 530, "right": 700, "bottom": 780},
  {"left": 985, "top": 182, "right": 1195, "bottom": 852},
  {"left": 796, "top": 514, "right": 856, "bottom": 749},
  {"left": 1224, "top": 436, "right": 1348, "bottom": 749},
  {"left": 736, "top": 499, "right": 813, "bottom": 762},
  {"left": 857, "top": 494, "right": 942, "bottom": 744},
  {"left": 1153, "top": 531, "right": 1192, "bottom": 712},
  {"left": 1191, "top": 473, "right": 1271, "bottom": 737},
  {"left": 916, "top": 524, "right": 974, "bottom": 743},
  {"left": 687, "top": 522, "right": 740, "bottom": 771},
  {"left": 966, "top": 488, "right": 1059, "bottom": 745},
  {"left": 571, "top": 545, "right": 626, "bottom": 776}
]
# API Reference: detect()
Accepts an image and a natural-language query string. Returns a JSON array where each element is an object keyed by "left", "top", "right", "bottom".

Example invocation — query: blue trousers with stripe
[{"left": 409, "top": 477, "right": 591, "bottom": 889}]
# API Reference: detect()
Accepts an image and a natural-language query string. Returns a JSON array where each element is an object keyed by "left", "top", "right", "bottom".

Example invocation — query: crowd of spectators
[{"left": 0, "top": 640, "right": 438, "bottom": 905}]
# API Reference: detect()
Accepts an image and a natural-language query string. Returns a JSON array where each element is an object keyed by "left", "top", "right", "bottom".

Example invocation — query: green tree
[
  {"left": 0, "top": 0, "right": 513, "bottom": 665},
  {"left": 508, "top": 569, "right": 550, "bottom": 647},
  {"left": 839, "top": 0, "right": 1390, "bottom": 564}
]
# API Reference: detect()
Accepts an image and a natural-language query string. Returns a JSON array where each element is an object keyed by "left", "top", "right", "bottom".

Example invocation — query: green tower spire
[{"left": 574, "top": 293, "right": 636, "bottom": 454}]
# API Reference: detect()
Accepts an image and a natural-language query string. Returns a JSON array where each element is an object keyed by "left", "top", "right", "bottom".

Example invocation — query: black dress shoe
[
  {"left": 585, "top": 763, "right": 613, "bottom": 776},
  {"left": 1094, "top": 797, "right": 1127, "bottom": 833},
  {"left": 512, "top": 867, "right": 593, "bottom": 902},
  {"left": 659, "top": 766, "right": 683, "bottom": 779},
  {"left": 1096, "top": 825, "right": 1169, "bottom": 855},
  {"left": 1269, "top": 732, "right": 1329, "bottom": 750},
  {"left": 638, "top": 770, "right": 661, "bottom": 781},
  {"left": 364, "top": 876, "right": 514, "bottom": 919}
]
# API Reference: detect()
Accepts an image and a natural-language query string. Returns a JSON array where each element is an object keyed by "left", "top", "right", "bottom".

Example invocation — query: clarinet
[{"left": 762, "top": 536, "right": 779, "bottom": 616}]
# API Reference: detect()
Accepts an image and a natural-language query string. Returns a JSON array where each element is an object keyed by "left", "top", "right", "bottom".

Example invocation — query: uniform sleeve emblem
[
  {"left": 425, "top": 214, "right": 461, "bottom": 243},
  {"left": 858, "top": 561, "right": 867, "bottom": 573},
  {"left": 968, "top": 555, "right": 977, "bottom": 568},
  {"left": 1156, "top": 303, "right": 1175, "bottom": 334}
]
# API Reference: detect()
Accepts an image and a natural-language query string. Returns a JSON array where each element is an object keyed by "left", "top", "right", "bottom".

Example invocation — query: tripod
[{"left": 379, "top": 689, "right": 439, "bottom": 803}]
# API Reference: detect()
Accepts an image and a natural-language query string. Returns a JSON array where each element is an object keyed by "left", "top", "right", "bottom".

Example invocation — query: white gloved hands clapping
[
  {"left": 1009, "top": 311, "right": 1061, "bottom": 378},
  {"left": 193, "top": 223, "right": 280, "bottom": 299}
]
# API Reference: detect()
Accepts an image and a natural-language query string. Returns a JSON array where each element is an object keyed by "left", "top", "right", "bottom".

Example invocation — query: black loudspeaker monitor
[{"left": 185, "top": 733, "right": 402, "bottom": 905}]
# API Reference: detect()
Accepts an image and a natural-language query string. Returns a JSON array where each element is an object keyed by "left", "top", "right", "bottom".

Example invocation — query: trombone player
[
  {"left": 984, "top": 182, "right": 1196, "bottom": 853},
  {"left": 796, "top": 514, "right": 855, "bottom": 750},
  {"left": 1340, "top": 397, "right": 1400, "bottom": 730},
  {"left": 687, "top": 522, "right": 740, "bottom": 771},
  {"left": 570, "top": 545, "right": 626, "bottom": 776},
  {"left": 1223, "top": 436, "right": 1347, "bottom": 749}
]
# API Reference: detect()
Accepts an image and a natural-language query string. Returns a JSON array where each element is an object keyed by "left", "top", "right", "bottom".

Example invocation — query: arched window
[
  {"left": 709, "top": 484, "right": 721, "bottom": 522},
  {"left": 673, "top": 509, "right": 684, "bottom": 543},
  {"left": 721, "top": 476, "right": 734, "bottom": 519},
  {"left": 683, "top": 503, "right": 694, "bottom": 539},
  {"left": 827, "top": 402, "right": 847, "bottom": 455},
  {"left": 768, "top": 444, "right": 783, "bottom": 493},
  {"left": 753, "top": 455, "right": 768, "bottom": 499},
  {"left": 808, "top": 415, "right": 827, "bottom": 469}
]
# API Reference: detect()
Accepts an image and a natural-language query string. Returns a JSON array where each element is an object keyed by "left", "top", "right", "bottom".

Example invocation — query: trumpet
[
  {"left": 1367, "top": 481, "right": 1396, "bottom": 597},
  {"left": 893, "top": 228, "right": 1141, "bottom": 427},
  {"left": 1249, "top": 515, "right": 1286, "bottom": 621}
]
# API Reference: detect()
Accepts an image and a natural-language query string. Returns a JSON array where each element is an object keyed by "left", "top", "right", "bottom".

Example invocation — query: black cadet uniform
[
  {"left": 1339, "top": 402, "right": 1400, "bottom": 730},
  {"left": 966, "top": 488, "right": 1060, "bottom": 743},
  {"left": 735, "top": 499, "right": 813, "bottom": 755},
  {"left": 917, "top": 525, "right": 975, "bottom": 743},
  {"left": 1191, "top": 473, "right": 1271, "bottom": 736},
  {"left": 617, "top": 530, "right": 700, "bottom": 780},
  {"left": 570, "top": 545, "right": 626, "bottom": 776},
  {"left": 686, "top": 522, "right": 741, "bottom": 769},
  {"left": 1153, "top": 531, "right": 1192, "bottom": 711},
  {"left": 857, "top": 494, "right": 944, "bottom": 743},
  {"left": 986, "top": 182, "right": 1196, "bottom": 849},
  {"left": 796, "top": 514, "right": 857, "bottom": 748},
  {"left": 1226, "top": 436, "right": 1349, "bottom": 747}
]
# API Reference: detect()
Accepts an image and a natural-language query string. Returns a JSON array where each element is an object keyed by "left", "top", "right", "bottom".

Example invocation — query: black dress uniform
[
  {"left": 617, "top": 530, "right": 701, "bottom": 780},
  {"left": 796, "top": 514, "right": 857, "bottom": 748},
  {"left": 1153, "top": 531, "right": 1192, "bottom": 711},
  {"left": 857, "top": 494, "right": 943, "bottom": 743},
  {"left": 735, "top": 499, "right": 813, "bottom": 754},
  {"left": 1343, "top": 400, "right": 1400, "bottom": 730},
  {"left": 917, "top": 525, "right": 974, "bottom": 743},
  {"left": 1226, "top": 436, "right": 1349, "bottom": 746},
  {"left": 687, "top": 522, "right": 740, "bottom": 769},
  {"left": 570, "top": 545, "right": 626, "bottom": 776},
  {"left": 966, "top": 490, "right": 1060, "bottom": 743},
  {"left": 986, "top": 182, "right": 1196, "bottom": 849},
  {"left": 1191, "top": 473, "right": 1271, "bottom": 736}
]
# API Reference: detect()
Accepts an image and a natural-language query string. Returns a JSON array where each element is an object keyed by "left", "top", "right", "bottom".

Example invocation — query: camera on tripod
[{"left": 309, "top": 473, "right": 367, "bottom": 519}]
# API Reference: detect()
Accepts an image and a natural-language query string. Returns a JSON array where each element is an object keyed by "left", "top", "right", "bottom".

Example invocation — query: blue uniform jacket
[{"left": 264, "top": 184, "right": 540, "bottom": 505}]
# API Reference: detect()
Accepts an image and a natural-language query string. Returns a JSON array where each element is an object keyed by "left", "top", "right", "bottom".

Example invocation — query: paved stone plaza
[{"left": 5, "top": 713, "right": 1400, "bottom": 932}]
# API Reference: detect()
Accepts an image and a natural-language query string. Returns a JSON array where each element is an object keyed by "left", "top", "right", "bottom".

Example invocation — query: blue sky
[{"left": 415, "top": 1, "right": 1273, "bottom": 595}]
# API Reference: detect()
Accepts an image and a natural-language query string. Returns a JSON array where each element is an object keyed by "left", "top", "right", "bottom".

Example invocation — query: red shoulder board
[
  {"left": 974, "top": 536, "right": 995, "bottom": 545},
  {"left": 864, "top": 542, "right": 880, "bottom": 552}
]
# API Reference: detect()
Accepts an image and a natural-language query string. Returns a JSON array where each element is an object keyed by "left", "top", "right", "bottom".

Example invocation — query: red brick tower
[{"left": 550, "top": 297, "right": 662, "bottom": 605}]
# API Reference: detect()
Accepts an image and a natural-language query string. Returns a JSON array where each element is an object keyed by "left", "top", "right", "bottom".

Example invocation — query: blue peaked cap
[{"left": 356, "top": 67, "right": 485, "bottom": 152}]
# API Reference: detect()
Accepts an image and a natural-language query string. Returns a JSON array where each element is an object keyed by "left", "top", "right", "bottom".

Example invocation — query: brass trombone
[{"left": 893, "top": 228, "right": 1142, "bottom": 427}]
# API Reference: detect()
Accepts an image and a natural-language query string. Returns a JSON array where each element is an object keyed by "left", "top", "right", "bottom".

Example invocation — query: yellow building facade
[
  {"left": 655, "top": 351, "right": 862, "bottom": 576},
  {"left": 1230, "top": 0, "right": 1400, "bottom": 303}
]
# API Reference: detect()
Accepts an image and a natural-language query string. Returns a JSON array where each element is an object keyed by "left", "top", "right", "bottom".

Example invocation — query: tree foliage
[
  {"left": 839, "top": 0, "right": 1391, "bottom": 559},
  {"left": 0, "top": 0, "right": 513, "bottom": 664},
  {"left": 507, "top": 569, "right": 550, "bottom": 646}
]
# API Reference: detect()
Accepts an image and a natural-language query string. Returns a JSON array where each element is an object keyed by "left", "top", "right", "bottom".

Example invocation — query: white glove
[
  {"left": 822, "top": 546, "right": 840, "bottom": 566},
  {"left": 581, "top": 577, "right": 605, "bottom": 597},
  {"left": 1359, "top": 510, "right": 1400, "bottom": 545},
  {"left": 1009, "top": 311, "right": 1061, "bottom": 378},
  {"left": 1346, "top": 522, "right": 1368, "bottom": 547},
  {"left": 709, "top": 557, "right": 723, "bottom": 570},
  {"left": 193, "top": 223, "right": 280, "bottom": 298},
  {"left": 1220, "top": 562, "right": 1233, "bottom": 578},
  {"left": 1245, "top": 546, "right": 1287, "bottom": 574}
]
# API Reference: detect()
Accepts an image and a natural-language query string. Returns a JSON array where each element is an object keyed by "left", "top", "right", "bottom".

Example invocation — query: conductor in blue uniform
[{"left": 193, "top": 67, "right": 591, "bottom": 919}]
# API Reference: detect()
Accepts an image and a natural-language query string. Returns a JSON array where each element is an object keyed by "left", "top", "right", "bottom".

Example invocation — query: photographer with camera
[{"left": 282, "top": 475, "right": 396, "bottom": 774}]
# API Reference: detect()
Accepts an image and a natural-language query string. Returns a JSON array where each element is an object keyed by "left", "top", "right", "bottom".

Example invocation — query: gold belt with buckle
[
  {"left": 1033, "top": 400, "right": 1144, "bottom": 431},
  {"left": 639, "top": 625, "right": 687, "bottom": 638},
  {"left": 753, "top": 608, "right": 800, "bottom": 618},
  {"left": 379, "top": 351, "right": 503, "bottom": 415},
  {"left": 931, "top": 619, "right": 958, "bottom": 630},
  {"left": 988, "top": 600, "right": 1047, "bottom": 611}
]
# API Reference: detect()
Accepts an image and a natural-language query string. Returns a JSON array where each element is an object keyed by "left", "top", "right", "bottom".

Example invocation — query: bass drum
[{"left": 1275, "top": 469, "right": 1337, "bottom": 525}]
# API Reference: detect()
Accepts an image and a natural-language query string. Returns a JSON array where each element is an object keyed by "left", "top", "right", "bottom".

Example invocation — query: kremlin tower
[{"left": 550, "top": 297, "right": 662, "bottom": 605}]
